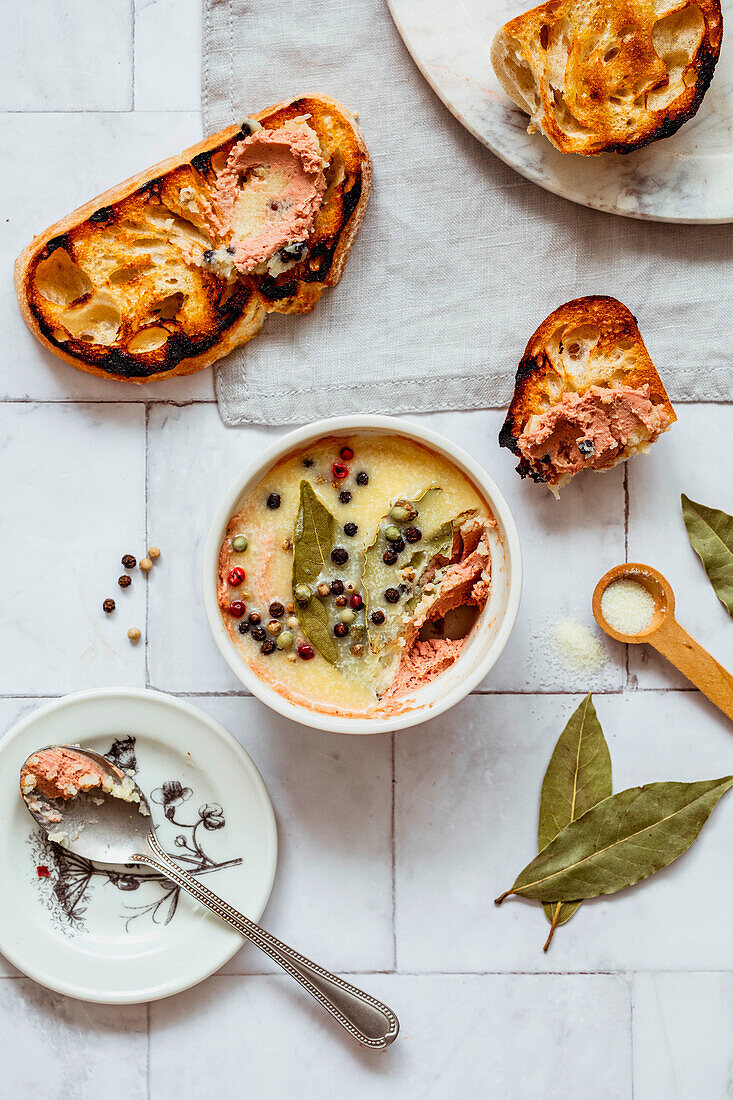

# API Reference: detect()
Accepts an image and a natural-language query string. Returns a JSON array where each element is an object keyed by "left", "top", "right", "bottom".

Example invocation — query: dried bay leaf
[
  {"left": 681, "top": 494, "right": 733, "bottom": 615},
  {"left": 496, "top": 776, "right": 733, "bottom": 905},
  {"left": 292, "top": 480, "right": 338, "bottom": 664},
  {"left": 538, "top": 694, "right": 612, "bottom": 949},
  {"left": 362, "top": 487, "right": 451, "bottom": 653}
]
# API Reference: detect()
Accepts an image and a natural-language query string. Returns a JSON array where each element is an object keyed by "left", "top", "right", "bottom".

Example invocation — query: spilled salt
[
  {"left": 550, "top": 618, "right": 607, "bottom": 674},
  {"left": 601, "top": 579, "right": 655, "bottom": 636}
]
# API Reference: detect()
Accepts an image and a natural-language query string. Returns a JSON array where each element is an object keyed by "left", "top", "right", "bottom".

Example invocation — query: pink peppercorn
[
  {"left": 332, "top": 462, "right": 349, "bottom": 480},
  {"left": 229, "top": 601, "right": 246, "bottom": 618},
  {"left": 298, "top": 643, "right": 315, "bottom": 660},
  {"left": 228, "top": 567, "right": 246, "bottom": 586}
]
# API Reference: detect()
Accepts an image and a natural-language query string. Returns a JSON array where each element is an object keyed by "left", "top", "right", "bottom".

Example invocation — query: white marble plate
[
  {"left": 0, "top": 689, "right": 277, "bottom": 1003},
  {"left": 388, "top": 0, "right": 733, "bottom": 222}
]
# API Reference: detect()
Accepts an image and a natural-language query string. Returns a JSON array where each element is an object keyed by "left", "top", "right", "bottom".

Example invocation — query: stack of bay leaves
[
  {"left": 497, "top": 492, "right": 733, "bottom": 950},
  {"left": 495, "top": 695, "right": 733, "bottom": 950}
]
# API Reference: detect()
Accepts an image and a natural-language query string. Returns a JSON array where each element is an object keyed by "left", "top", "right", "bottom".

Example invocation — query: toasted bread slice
[
  {"left": 499, "top": 296, "right": 676, "bottom": 493},
  {"left": 15, "top": 96, "right": 371, "bottom": 384},
  {"left": 491, "top": 0, "right": 723, "bottom": 155}
]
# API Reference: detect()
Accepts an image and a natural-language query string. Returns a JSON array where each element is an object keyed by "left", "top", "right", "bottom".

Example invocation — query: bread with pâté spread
[
  {"left": 490, "top": 0, "right": 723, "bottom": 155},
  {"left": 15, "top": 95, "right": 371, "bottom": 384},
  {"left": 499, "top": 296, "right": 676, "bottom": 494}
]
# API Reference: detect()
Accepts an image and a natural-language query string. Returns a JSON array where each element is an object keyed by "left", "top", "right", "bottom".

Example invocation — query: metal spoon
[
  {"left": 20, "top": 746, "right": 399, "bottom": 1050},
  {"left": 593, "top": 562, "right": 733, "bottom": 723}
]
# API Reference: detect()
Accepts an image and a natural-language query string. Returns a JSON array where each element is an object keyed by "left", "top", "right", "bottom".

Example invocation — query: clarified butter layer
[{"left": 217, "top": 434, "right": 496, "bottom": 718}]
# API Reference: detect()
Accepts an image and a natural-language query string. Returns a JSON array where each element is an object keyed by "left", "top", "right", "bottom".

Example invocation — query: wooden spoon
[{"left": 593, "top": 563, "right": 733, "bottom": 723}]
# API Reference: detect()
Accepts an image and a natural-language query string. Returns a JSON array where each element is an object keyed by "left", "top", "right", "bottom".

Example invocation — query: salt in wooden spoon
[{"left": 593, "top": 562, "right": 733, "bottom": 723}]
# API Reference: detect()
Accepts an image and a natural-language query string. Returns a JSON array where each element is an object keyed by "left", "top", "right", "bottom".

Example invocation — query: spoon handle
[
  {"left": 133, "top": 833, "right": 399, "bottom": 1050},
  {"left": 651, "top": 617, "right": 733, "bottom": 722}
]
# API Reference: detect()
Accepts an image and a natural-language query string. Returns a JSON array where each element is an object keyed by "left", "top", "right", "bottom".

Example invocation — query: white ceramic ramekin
[{"left": 202, "top": 415, "right": 522, "bottom": 734}]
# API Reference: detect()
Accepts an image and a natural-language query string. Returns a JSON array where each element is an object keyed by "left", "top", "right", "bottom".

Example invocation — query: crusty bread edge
[
  {"left": 498, "top": 295, "right": 677, "bottom": 480},
  {"left": 14, "top": 94, "right": 372, "bottom": 385}
]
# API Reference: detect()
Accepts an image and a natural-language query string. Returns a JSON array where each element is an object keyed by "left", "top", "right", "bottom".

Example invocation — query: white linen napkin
[{"left": 203, "top": 0, "right": 733, "bottom": 426}]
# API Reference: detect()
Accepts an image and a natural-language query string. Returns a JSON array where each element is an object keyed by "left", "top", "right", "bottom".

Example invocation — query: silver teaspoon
[{"left": 20, "top": 746, "right": 399, "bottom": 1050}]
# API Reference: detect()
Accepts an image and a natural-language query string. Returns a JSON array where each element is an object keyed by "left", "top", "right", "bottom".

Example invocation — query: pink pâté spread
[
  {"left": 210, "top": 117, "right": 327, "bottom": 273},
  {"left": 21, "top": 747, "right": 111, "bottom": 801},
  {"left": 517, "top": 385, "right": 667, "bottom": 479},
  {"left": 380, "top": 518, "right": 491, "bottom": 709}
]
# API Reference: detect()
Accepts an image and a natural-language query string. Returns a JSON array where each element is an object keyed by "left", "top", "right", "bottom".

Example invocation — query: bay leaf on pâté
[
  {"left": 291, "top": 480, "right": 338, "bottom": 664},
  {"left": 538, "top": 694, "right": 612, "bottom": 949}
]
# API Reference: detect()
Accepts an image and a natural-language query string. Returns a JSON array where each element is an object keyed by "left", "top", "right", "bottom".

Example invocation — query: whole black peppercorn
[
  {"left": 391, "top": 537, "right": 405, "bottom": 554},
  {"left": 121, "top": 554, "right": 136, "bottom": 569},
  {"left": 384, "top": 588, "right": 400, "bottom": 604},
  {"left": 261, "top": 639, "right": 277, "bottom": 655},
  {"left": 339, "top": 490, "right": 352, "bottom": 504},
  {"left": 249, "top": 612, "right": 261, "bottom": 625},
  {"left": 343, "top": 522, "right": 358, "bottom": 537},
  {"left": 252, "top": 626, "right": 267, "bottom": 642},
  {"left": 370, "top": 609, "right": 386, "bottom": 625},
  {"left": 331, "top": 547, "right": 348, "bottom": 566},
  {"left": 303, "top": 458, "right": 315, "bottom": 468},
  {"left": 268, "top": 601, "right": 285, "bottom": 618},
  {"left": 405, "top": 527, "right": 422, "bottom": 543},
  {"left": 330, "top": 579, "right": 345, "bottom": 595},
  {"left": 238, "top": 621, "right": 250, "bottom": 634},
  {"left": 356, "top": 471, "right": 369, "bottom": 486},
  {"left": 266, "top": 492, "right": 281, "bottom": 510},
  {"left": 383, "top": 549, "right": 398, "bottom": 566},
  {"left": 118, "top": 575, "right": 132, "bottom": 589},
  {"left": 103, "top": 598, "right": 116, "bottom": 614},
  {"left": 334, "top": 622, "right": 350, "bottom": 638}
]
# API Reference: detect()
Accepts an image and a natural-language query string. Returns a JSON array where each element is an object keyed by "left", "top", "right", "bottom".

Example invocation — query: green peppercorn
[
  {"left": 232, "top": 535, "right": 248, "bottom": 553},
  {"left": 389, "top": 506, "right": 410, "bottom": 523},
  {"left": 384, "top": 526, "right": 402, "bottom": 542},
  {"left": 276, "top": 630, "right": 294, "bottom": 650},
  {"left": 339, "top": 608, "right": 356, "bottom": 624},
  {"left": 294, "top": 583, "right": 312, "bottom": 603}
]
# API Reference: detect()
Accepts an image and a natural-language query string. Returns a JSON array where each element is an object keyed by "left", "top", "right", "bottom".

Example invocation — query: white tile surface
[
  {"left": 1, "top": 3, "right": 133, "bottom": 111},
  {"left": 150, "top": 973, "right": 632, "bottom": 1099},
  {"left": 183, "top": 696, "right": 394, "bottom": 973},
  {"left": 146, "top": 404, "right": 282, "bottom": 691},
  {"left": 135, "top": 0, "right": 202, "bottom": 111},
  {"left": 628, "top": 404, "right": 733, "bottom": 690},
  {"left": 632, "top": 972, "right": 733, "bottom": 1100},
  {"left": 0, "top": 403, "right": 147, "bottom": 693},
  {"left": 395, "top": 691, "right": 733, "bottom": 972},
  {"left": 1, "top": 111, "right": 211, "bottom": 402},
  {"left": 0, "top": 978, "right": 146, "bottom": 1098}
]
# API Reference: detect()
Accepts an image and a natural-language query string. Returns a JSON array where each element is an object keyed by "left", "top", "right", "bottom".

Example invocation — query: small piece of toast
[
  {"left": 15, "top": 96, "right": 371, "bottom": 384},
  {"left": 499, "top": 296, "right": 676, "bottom": 494},
  {"left": 490, "top": 0, "right": 723, "bottom": 155}
]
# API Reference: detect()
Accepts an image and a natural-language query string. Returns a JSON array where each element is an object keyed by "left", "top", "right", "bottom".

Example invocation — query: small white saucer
[{"left": 0, "top": 688, "right": 278, "bottom": 1003}]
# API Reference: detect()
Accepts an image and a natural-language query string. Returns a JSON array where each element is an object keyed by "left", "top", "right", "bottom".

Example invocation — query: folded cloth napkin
[{"left": 203, "top": 0, "right": 733, "bottom": 426}]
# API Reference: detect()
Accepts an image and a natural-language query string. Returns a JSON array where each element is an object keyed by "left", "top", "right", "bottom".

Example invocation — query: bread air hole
[
  {"left": 603, "top": 46, "right": 620, "bottom": 62},
  {"left": 128, "top": 327, "right": 169, "bottom": 353},
  {"left": 35, "top": 249, "right": 93, "bottom": 306},
  {"left": 62, "top": 291, "right": 121, "bottom": 346},
  {"left": 648, "top": 4, "right": 704, "bottom": 109},
  {"left": 109, "top": 260, "right": 154, "bottom": 285},
  {"left": 539, "top": 24, "right": 550, "bottom": 49},
  {"left": 152, "top": 291, "right": 185, "bottom": 320},
  {"left": 323, "top": 151, "right": 346, "bottom": 205}
]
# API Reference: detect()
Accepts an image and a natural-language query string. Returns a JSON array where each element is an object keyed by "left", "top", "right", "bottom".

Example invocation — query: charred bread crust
[
  {"left": 499, "top": 295, "right": 676, "bottom": 480},
  {"left": 492, "top": 0, "right": 723, "bottom": 156},
  {"left": 15, "top": 95, "right": 371, "bottom": 384}
]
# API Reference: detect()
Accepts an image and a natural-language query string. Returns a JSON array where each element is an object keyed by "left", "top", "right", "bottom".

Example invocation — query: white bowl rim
[{"left": 202, "top": 414, "right": 522, "bottom": 734}]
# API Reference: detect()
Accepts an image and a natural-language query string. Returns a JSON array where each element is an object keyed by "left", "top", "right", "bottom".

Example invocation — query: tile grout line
[
  {"left": 390, "top": 733, "right": 397, "bottom": 972},
  {"left": 146, "top": 1001, "right": 151, "bottom": 1100},
  {"left": 628, "top": 974, "right": 636, "bottom": 1100}
]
